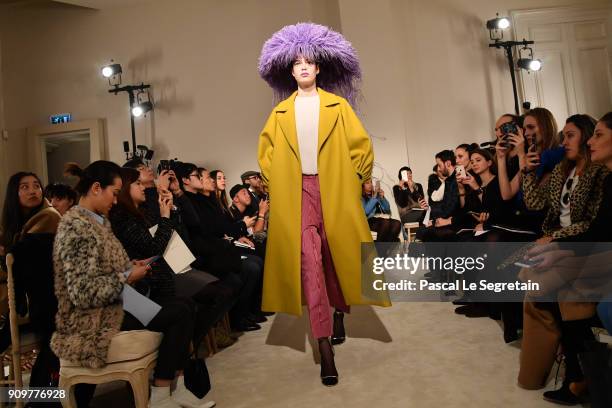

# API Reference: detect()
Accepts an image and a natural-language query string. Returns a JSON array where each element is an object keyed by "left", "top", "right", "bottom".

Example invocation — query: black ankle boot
[
  {"left": 318, "top": 338, "right": 339, "bottom": 387},
  {"left": 331, "top": 311, "right": 346, "bottom": 345},
  {"left": 543, "top": 382, "right": 581, "bottom": 405}
]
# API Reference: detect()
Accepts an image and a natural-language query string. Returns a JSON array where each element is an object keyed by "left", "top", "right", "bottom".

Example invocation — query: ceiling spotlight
[
  {"left": 487, "top": 16, "right": 510, "bottom": 30},
  {"left": 101, "top": 63, "right": 122, "bottom": 78},
  {"left": 131, "top": 101, "right": 153, "bottom": 117},
  {"left": 518, "top": 58, "right": 542, "bottom": 72}
]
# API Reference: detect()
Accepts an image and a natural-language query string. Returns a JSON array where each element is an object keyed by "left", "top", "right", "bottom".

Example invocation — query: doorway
[{"left": 26, "top": 119, "right": 106, "bottom": 186}]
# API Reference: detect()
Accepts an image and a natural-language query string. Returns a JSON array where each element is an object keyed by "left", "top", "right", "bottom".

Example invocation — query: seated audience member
[
  {"left": 422, "top": 150, "right": 459, "bottom": 220},
  {"left": 519, "top": 112, "right": 612, "bottom": 406},
  {"left": 362, "top": 179, "right": 401, "bottom": 242},
  {"left": 518, "top": 114, "right": 608, "bottom": 398},
  {"left": 229, "top": 183, "right": 268, "bottom": 236},
  {"left": 523, "top": 107, "right": 564, "bottom": 180},
  {"left": 210, "top": 170, "right": 230, "bottom": 214},
  {"left": 241, "top": 170, "right": 266, "bottom": 216},
  {"left": 426, "top": 164, "right": 445, "bottom": 201},
  {"left": 176, "top": 163, "right": 263, "bottom": 331},
  {"left": 53, "top": 161, "right": 214, "bottom": 408},
  {"left": 392, "top": 166, "right": 425, "bottom": 224},
  {"left": 455, "top": 143, "right": 479, "bottom": 175},
  {"left": 44, "top": 182, "right": 77, "bottom": 216},
  {"left": 123, "top": 158, "right": 161, "bottom": 220},
  {"left": 110, "top": 167, "right": 232, "bottom": 341},
  {"left": 0, "top": 172, "right": 61, "bottom": 388}
]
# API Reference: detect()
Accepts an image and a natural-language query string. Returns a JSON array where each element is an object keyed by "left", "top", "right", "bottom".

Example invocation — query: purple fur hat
[{"left": 258, "top": 22, "right": 361, "bottom": 106}]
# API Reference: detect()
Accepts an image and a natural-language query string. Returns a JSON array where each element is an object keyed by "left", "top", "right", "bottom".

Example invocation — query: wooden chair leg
[
  {"left": 58, "top": 376, "right": 76, "bottom": 408},
  {"left": 129, "top": 368, "right": 150, "bottom": 408}
]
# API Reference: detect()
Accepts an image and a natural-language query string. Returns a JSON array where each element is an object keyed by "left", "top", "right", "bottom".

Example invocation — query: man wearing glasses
[{"left": 241, "top": 170, "right": 268, "bottom": 216}]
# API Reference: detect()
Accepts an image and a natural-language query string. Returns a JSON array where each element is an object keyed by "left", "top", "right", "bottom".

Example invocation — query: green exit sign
[{"left": 50, "top": 113, "right": 71, "bottom": 124}]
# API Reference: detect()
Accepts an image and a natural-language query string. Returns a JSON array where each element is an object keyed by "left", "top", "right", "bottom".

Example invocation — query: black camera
[
  {"left": 157, "top": 159, "right": 182, "bottom": 175},
  {"left": 500, "top": 122, "right": 519, "bottom": 137}
]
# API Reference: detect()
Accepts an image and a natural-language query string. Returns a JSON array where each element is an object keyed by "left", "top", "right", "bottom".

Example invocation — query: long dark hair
[
  {"left": 0, "top": 172, "right": 44, "bottom": 249},
  {"left": 209, "top": 169, "right": 229, "bottom": 213},
  {"left": 469, "top": 148, "right": 497, "bottom": 176},
  {"left": 560, "top": 114, "right": 597, "bottom": 176},
  {"left": 114, "top": 167, "right": 144, "bottom": 219},
  {"left": 599, "top": 112, "right": 612, "bottom": 130},
  {"left": 65, "top": 160, "right": 122, "bottom": 196}
]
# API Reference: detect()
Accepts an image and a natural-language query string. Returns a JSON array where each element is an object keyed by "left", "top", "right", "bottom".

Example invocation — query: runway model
[{"left": 257, "top": 22, "right": 390, "bottom": 386}]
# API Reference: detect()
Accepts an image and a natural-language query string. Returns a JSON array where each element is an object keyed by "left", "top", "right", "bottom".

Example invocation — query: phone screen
[
  {"left": 146, "top": 255, "right": 161, "bottom": 266},
  {"left": 401, "top": 170, "right": 409, "bottom": 182}
]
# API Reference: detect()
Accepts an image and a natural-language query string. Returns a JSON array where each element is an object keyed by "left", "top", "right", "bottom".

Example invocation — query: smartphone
[
  {"left": 146, "top": 255, "right": 161, "bottom": 266},
  {"left": 514, "top": 259, "right": 541, "bottom": 268},
  {"left": 401, "top": 170, "right": 409, "bottom": 182},
  {"left": 456, "top": 165, "right": 466, "bottom": 179}
]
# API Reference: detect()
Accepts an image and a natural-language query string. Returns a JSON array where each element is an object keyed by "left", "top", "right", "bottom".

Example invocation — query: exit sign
[{"left": 50, "top": 113, "right": 71, "bottom": 124}]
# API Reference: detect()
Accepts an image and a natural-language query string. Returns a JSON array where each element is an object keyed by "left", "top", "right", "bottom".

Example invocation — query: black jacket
[{"left": 109, "top": 207, "right": 176, "bottom": 303}]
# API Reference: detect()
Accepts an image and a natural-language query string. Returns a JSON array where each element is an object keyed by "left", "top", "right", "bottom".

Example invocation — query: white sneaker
[
  {"left": 171, "top": 376, "right": 216, "bottom": 408},
  {"left": 149, "top": 385, "right": 182, "bottom": 408}
]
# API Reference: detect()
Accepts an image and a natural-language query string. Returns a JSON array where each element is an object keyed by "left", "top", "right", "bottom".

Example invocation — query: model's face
[
  {"left": 292, "top": 56, "right": 319, "bottom": 89},
  {"left": 130, "top": 178, "right": 146, "bottom": 206},
  {"left": 49, "top": 196, "right": 73, "bottom": 215},
  {"left": 494, "top": 115, "right": 514, "bottom": 140},
  {"left": 215, "top": 172, "right": 226, "bottom": 191},
  {"left": 199, "top": 170, "right": 216, "bottom": 193},
  {"left": 562, "top": 122, "right": 583, "bottom": 161},
  {"left": 523, "top": 115, "right": 540, "bottom": 147},
  {"left": 470, "top": 153, "right": 491, "bottom": 175},
  {"left": 588, "top": 122, "right": 612, "bottom": 165},
  {"left": 18, "top": 176, "right": 43, "bottom": 210},
  {"left": 455, "top": 148, "right": 470, "bottom": 167}
]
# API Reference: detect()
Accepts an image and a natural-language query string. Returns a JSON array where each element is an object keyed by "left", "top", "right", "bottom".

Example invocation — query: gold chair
[
  {"left": 58, "top": 330, "right": 162, "bottom": 408},
  {"left": 0, "top": 254, "right": 41, "bottom": 408}
]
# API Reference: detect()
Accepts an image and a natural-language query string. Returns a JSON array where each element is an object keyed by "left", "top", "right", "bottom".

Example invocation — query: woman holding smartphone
[{"left": 393, "top": 166, "right": 425, "bottom": 224}]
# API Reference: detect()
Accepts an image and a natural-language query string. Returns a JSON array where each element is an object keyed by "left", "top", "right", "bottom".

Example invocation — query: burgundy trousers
[{"left": 301, "top": 175, "right": 349, "bottom": 339}]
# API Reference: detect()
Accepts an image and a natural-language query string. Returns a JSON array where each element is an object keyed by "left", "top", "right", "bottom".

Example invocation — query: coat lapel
[
  {"left": 275, "top": 88, "right": 341, "bottom": 160},
  {"left": 318, "top": 88, "right": 340, "bottom": 153},
  {"left": 275, "top": 91, "right": 300, "bottom": 161}
]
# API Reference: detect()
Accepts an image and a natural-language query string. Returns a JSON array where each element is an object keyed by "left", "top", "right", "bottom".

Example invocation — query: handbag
[{"left": 184, "top": 335, "right": 211, "bottom": 399}]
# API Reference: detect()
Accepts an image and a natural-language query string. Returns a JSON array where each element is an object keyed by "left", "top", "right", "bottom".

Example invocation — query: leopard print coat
[
  {"left": 51, "top": 206, "right": 131, "bottom": 368},
  {"left": 522, "top": 163, "right": 609, "bottom": 239}
]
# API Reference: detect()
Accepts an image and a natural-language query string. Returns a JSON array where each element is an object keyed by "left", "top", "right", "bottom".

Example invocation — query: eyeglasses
[
  {"left": 562, "top": 177, "right": 574, "bottom": 205},
  {"left": 247, "top": 175, "right": 261, "bottom": 181}
]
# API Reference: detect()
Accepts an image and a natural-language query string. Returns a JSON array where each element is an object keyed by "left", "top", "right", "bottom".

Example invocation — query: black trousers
[
  {"left": 74, "top": 298, "right": 195, "bottom": 407},
  {"left": 192, "top": 281, "right": 233, "bottom": 339},
  {"left": 228, "top": 253, "right": 263, "bottom": 324},
  {"left": 368, "top": 217, "right": 402, "bottom": 242}
]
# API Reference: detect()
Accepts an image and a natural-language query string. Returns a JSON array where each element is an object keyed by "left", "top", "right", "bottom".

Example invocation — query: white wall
[{"left": 0, "top": 0, "right": 608, "bottom": 212}]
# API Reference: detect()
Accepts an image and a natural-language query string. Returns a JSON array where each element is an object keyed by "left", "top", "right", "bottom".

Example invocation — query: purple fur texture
[{"left": 258, "top": 22, "right": 361, "bottom": 106}]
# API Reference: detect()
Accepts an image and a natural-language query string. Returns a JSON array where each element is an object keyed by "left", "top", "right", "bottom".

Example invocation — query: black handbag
[{"left": 184, "top": 338, "right": 211, "bottom": 399}]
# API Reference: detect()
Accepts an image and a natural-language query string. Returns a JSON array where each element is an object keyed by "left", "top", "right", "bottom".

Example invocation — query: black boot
[
  {"left": 319, "top": 337, "right": 339, "bottom": 387},
  {"left": 331, "top": 310, "right": 346, "bottom": 345}
]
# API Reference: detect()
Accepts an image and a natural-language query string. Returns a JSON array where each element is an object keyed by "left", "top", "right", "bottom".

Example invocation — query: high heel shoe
[
  {"left": 319, "top": 338, "right": 339, "bottom": 387},
  {"left": 331, "top": 311, "right": 346, "bottom": 345}
]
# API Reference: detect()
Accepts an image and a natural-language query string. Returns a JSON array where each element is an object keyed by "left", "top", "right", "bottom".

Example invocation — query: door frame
[
  {"left": 511, "top": 5, "right": 612, "bottom": 114},
  {"left": 26, "top": 119, "right": 106, "bottom": 185}
]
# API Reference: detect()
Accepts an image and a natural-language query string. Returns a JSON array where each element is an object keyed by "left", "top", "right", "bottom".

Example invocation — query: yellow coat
[{"left": 257, "top": 88, "right": 391, "bottom": 315}]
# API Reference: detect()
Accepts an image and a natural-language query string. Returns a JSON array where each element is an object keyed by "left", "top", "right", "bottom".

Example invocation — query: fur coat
[{"left": 51, "top": 206, "right": 130, "bottom": 368}]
